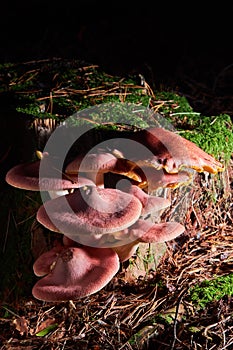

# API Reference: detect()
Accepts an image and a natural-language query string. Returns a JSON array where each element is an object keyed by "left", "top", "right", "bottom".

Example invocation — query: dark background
[{"left": 1, "top": 1, "right": 232, "bottom": 90}]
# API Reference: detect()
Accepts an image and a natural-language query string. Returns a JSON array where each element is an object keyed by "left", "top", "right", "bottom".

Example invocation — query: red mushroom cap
[
  {"left": 5, "top": 157, "right": 95, "bottom": 192},
  {"left": 138, "top": 167, "right": 193, "bottom": 191},
  {"left": 36, "top": 186, "right": 143, "bottom": 238},
  {"left": 65, "top": 151, "right": 142, "bottom": 185},
  {"left": 5, "top": 161, "right": 41, "bottom": 191},
  {"left": 33, "top": 243, "right": 64, "bottom": 277},
  {"left": 113, "top": 219, "right": 185, "bottom": 262},
  {"left": 32, "top": 246, "right": 120, "bottom": 301},
  {"left": 127, "top": 185, "right": 171, "bottom": 217},
  {"left": 134, "top": 219, "right": 185, "bottom": 243},
  {"left": 65, "top": 152, "right": 118, "bottom": 175},
  {"left": 127, "top": 127, "right": 225, "bottom": 174}
]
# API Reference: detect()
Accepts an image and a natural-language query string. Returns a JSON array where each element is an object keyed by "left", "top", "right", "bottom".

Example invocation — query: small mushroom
[
  {"left": 117, "top": 183, "right": 171, "bottom": 217},
  {"left": 137, "top": 167, "right": 193, "bottom": 191},
  {"left": 130, "top": 219, "right": 185, "bottom": 243},
  {"left": 36, "top": 186, "right": 143, "bottom": 241},
  {"left": 113, "top": 219, "right": 185, "bottom": 262},
  {"left": 5, "top": 153, "right": 95, "bottom": 198},
  {"left": 104, "top": 163, "right": 193, "bottom": 193},
  {"left": 119, "top": 127, "right": 225, "bottom": 174},
  {"left": 32, "top": 246, "right": 120, "bottom": 302},
  {"left": 65, "top": 150, "right": 142, "bottom": 187},
  {"left": 65, "top": 151, "right": 118, "bottom": 187}
]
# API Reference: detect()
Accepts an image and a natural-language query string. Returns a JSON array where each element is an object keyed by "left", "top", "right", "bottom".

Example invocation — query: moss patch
[{"left": 189, "top": 273, "right": 233, "bottom": 309}]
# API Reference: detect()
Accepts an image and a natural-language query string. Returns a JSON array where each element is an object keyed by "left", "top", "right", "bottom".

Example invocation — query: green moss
[
  {"left": 68, "top": 101, "right": 157, "bottom": 129},
  {"left": 177, "top": 114, "right": 233, "bottom": 163},
  {"left": 188, "top": 274, "right": 233, "bottom": 309},
  {"left": 154, "top": 91, "right": 233, "bottom": 163},
  {"left": 154, "top": 90, "right": 194, "bottom": 117},
  {"left": 1, "top": 59, "right": 231, "bottom": 162},
  {"left": 0, "top": 59, "right": 150, "bottom": 121}
]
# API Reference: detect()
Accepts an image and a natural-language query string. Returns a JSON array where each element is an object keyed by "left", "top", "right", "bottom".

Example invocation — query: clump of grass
[{"left": 188, "top": 274, "right": 233, "bottom": 309}]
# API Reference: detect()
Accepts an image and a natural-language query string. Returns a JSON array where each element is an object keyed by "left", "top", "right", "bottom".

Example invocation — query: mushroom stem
[{"left": 113, "top": 241, "right": 139, "bottom": 262}]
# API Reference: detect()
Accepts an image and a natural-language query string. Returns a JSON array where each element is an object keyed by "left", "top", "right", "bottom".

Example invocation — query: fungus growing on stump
[
  {"left": 5, "top": 152, "right": 95, "bottom": 198},
  {"left": 137, "top": 167, "right": 192, "bottom": 191},
  {"left": 113, "top": 220, "right": 185, "bottom": 262},
  {"left": 116, "top": 127, "right": 225, "bottom": 174},
  {"left": 111, "top": 181, "right": 172, "bottom": 217},
  {"left": 4, "top": 121, "right": 225, "bottom": 303},
  {"left": 32, "top": 246, "right": 120, "bottom": 302},
  {"left": 36, "top": 186, "right": 144, "bottom": 247},
  {"left": 65, "top": 150, "right": 142, "bottom": 187}
]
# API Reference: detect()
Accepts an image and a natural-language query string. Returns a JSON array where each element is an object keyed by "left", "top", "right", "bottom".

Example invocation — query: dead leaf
[{"left": 12, "top": 316, "right": 29, "bottom": 336}]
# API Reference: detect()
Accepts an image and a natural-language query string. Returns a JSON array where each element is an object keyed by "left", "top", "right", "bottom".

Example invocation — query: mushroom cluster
[{"left": 5, "top": 126, "right": 224, "bottom": 302}]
